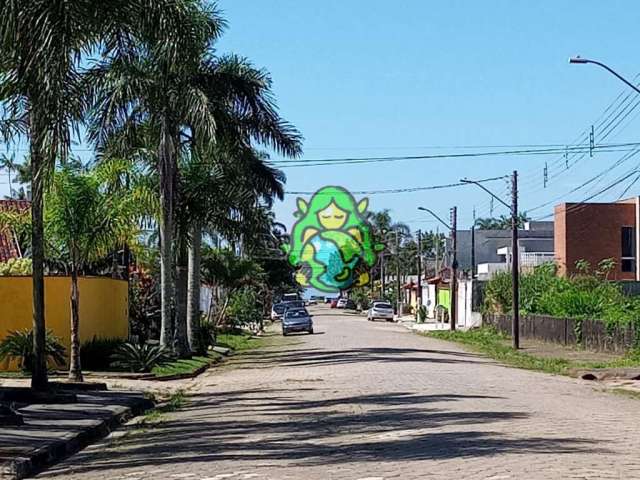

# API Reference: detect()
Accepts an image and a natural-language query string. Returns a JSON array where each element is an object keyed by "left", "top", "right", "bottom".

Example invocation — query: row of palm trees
[{"left": 0, "top": 1, "right": 301, "bottom": 390}]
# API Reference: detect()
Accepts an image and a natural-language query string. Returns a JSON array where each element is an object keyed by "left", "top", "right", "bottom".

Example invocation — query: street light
[
  {"left": 569, "top": 56, "right": 640, "bottom": 95},
  {"left": 461, "top": 173, "right": 520, "bottom": 349},
  {"left": 417, "top": 206, "right": 457, "bottom": 331}
]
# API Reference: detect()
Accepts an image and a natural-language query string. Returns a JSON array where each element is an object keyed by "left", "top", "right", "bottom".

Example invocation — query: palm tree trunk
[
  {"left": 158, "top": 120, "right": 176, "bottom": 350},
  {"left": 30, "top": 144, "right": 48, "bottom": 391},
  {"left": 174, "top": 239, "right": 190, "bottom": 357},
  {"left": 68, "top": 262, "right": 83, "bottom": 382},
  {"left": 186, "top": 221, "right": 202, "bottom": 350}
]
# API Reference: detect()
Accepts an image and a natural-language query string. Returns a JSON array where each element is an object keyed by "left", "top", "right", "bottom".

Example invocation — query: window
[{"left": 621, "top": 226, "right": 636, "bottom": 273}]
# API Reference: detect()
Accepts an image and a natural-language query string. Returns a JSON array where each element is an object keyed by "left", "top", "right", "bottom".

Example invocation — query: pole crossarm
[{"left": 460, "top": 179, "right": 510, "bottom": 209}]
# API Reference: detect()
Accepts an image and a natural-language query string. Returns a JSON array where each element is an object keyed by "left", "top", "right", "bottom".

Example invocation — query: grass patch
[
  {"left": 0, "top": 371, "right": 29, "bottom": 378},
  {"left": 152, "top": 353, "right": 222, "bottom": 378},
  {"left": 216, "top": 331, "right": 259, "bottom": 351},
  {"left": 139, "top": 389, "right": 187, "bottom": 424},
  {"left": 427, "top": 327, "right": 640, "bottom": 375}
]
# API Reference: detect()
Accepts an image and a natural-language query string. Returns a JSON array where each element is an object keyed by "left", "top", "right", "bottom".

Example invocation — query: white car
[
  {"left": 368, "top": 301, "right": 395, "bottom": 322},
  {"left": 336, "top": 298, "right": 348, "bottom": 309}
]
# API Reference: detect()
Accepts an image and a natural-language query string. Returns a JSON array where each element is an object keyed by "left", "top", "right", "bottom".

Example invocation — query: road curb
[{"left": 0, "top": 396, "right": 153, "bottom": 480}]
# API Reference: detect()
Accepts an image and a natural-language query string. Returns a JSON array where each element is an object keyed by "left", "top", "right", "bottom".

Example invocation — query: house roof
[{"left": 0, "top": 199, "right": 30, "bottom": 262}]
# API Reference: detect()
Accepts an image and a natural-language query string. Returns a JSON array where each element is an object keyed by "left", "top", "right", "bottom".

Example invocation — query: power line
[
  {"left": 270, "top": 143, "right": 640, "bottom": 168},
  {"left": 284, "top": 175, "right": 507, "bottom": 196}
]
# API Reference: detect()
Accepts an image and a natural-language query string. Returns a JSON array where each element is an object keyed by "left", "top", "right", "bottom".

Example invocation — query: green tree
[
  {"left": 0, "top": 0, "right": 203, "bottom": 390},
  {"left": 45, "top": 167, "right": 136, "bottom": 381},
  {"left": 474, "top": 212, "right": 530, "bottom": 230}
]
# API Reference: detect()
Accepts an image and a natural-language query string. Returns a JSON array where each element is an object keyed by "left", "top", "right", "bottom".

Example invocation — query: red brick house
[
  {"left": 0, "top": 199, "right": 30, "bottom": 261},
  {"left": 554, "top": 197, "right": 640, "bottom": 280}
]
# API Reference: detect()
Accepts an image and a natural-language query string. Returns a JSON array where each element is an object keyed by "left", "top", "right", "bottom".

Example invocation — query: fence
[{"left": 484, "top": 313, "right": 636, "bottom": 353}]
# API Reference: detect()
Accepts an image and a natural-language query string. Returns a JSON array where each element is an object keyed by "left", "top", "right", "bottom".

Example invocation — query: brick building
[{"left": 554, "top": 197, "right": 639, "bottom": 280}]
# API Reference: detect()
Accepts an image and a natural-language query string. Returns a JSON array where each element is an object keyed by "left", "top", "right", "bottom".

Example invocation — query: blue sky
[
  {"left": 214, "top": 0, "right": 640, "bottom": 232},
  {"left": 2, "top": 1, "right": 640, "bottom": 235}
]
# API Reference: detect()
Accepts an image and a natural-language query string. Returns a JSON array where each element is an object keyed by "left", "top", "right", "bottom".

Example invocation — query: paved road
[{"left": 36, "top": 307, "right": 640, "bottom": 479}]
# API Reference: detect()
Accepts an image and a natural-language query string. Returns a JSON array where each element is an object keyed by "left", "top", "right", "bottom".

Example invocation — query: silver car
[
  {"left": 282, "top": 308, "right": 314, "bottom": 335},
  {"left": 367, "top": 301, "right": 395, "bottom": 322}
]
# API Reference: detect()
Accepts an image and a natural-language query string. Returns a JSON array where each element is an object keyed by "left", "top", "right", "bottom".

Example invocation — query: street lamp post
[
  {"left": 569, "top": 56, "right": 640, "bottom": 95},
  {"left": 417, "top": 206, "right": 458, "bottom": 331},
  {"left": 461, "top": 172, "right": 520, "bottom": 349}
]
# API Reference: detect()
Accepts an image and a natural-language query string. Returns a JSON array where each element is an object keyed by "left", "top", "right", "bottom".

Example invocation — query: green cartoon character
[{"left": 282, "top": 186, "right": 384, "bottom": 293}]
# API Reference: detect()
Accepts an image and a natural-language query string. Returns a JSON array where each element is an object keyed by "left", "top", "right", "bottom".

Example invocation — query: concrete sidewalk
[{"left": 0, "top": 389, "right": 152, "bottom": 480}]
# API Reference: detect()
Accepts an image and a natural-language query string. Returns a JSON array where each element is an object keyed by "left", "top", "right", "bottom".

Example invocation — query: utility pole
[
  {"left": 417, "top": 207, "right": 458, "bottom": 330},
  {"left": 435, "top": 227, "right": 439, "bottom": 274},
  {"left": 471, "top": 207, "right": 476, "bottom": 278},
  {"left": 460, "top": 174, "right": 520, "bottom": 349},
  {"left": 416, "top": 230, "right": 422, "bottom": 320},
  {"left": 450, "top": 207, "right": 457, "bottom": 331},
  {"left": 511, "top": 171, "right": 520, "bottom": 349},
  {"left": 395, "top": 230, "right": 401, "bottom": 316},
  {"left": 380, "top": 252, "right": 385, "bottom": 299}
]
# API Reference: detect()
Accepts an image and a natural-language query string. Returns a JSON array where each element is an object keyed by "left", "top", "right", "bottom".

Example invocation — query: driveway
[{"left": 34, "top": 307, "right": 640, "bottom": 479}]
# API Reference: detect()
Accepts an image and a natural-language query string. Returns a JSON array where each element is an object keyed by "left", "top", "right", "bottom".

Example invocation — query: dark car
[
  {"left": 283, "top": 300, "right": 305, "bottom": 312},
  {"left": 282, "top": 308, "right": 314, "bottom": 335}
]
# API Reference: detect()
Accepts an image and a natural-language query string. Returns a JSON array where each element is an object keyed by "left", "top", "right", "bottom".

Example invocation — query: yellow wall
[{"left": 0, "top": 276, "right": 128, "bottom": 371}]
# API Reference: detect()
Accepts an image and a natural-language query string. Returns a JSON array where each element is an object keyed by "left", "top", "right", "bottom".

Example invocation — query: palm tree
[
  {"left": 0, "top": 0, "right": 206, "bottom": 390},
  {"left": 46, "top": 167, "right": 136, "bottom": 381},
  {"left": 89, "top": 42, "right": 302, "bottom": 351},
  {"left": 0, "top": 153, "right": 18, "bottom": 197}
]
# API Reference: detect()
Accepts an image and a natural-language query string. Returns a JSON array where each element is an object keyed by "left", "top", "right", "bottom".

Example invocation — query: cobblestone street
[{"left": 34, "top": 307, "right": 640, "bottom": 479}]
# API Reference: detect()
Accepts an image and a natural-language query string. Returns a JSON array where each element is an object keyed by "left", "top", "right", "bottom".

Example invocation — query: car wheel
[
  {"left": 282, "top": 330, "right": 288, "bottom": 336},
  {"left": 308, "top": 328, "right": 314, "bottom": 334}
]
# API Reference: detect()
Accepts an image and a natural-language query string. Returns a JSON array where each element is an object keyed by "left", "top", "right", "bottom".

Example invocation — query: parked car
[
  {"left": 282, "top": 308, "right": 314, "bottom": 335},
  {"left": 368, "top": 301, "right": 395, "bottom": 322},
  {"left": 271, "top": 303, "right": 287, "bottom": 321},
  {"left": 325, "top": 297, "right": 335, "bottom": 304},
  {"left": 337, "top": 298, "right": 356, "bottom": 310},
  {"left": 307, "top": 298, "right": 318, "bottom": 306},
  {"left": 283, "top": 300, "right": 305, "bottom": 312},
  {"left": 281, "top": 293, "right": 300, "bottom": 302}
]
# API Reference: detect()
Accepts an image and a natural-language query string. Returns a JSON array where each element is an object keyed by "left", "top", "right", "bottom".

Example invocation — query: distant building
[
  {"left": 448, "top": 221, "right": 554, "bottom": 279},
  {"left": 555, "top": 197, "right": 640, "bottom": 280},
  {"left": 0, "top": 199, "right": 29, "bottom": 262}
]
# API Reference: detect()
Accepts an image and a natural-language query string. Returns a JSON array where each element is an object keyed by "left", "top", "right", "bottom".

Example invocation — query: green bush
[
  {"left": 0, "top": 258, "right": 32, "bottom": 276},
  {"left": 227, "top": 287, "right": 262, "bottom": 328},
  {"left": 81, "top": 337, "right": 126, "bottom": 371},
  {"left": 0, "top": 329, "right": 66, "bottom": 372},
  {"left": 111, "top": 343, "right": 172, "bottom": 373},
  {"left": 483, "top": 261, "right": 640, "bottom": 338}
]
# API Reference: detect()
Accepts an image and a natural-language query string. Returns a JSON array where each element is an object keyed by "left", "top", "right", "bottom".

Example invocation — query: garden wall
[
  {"left": 484, "top": 313, "right": 636, "bottom": 353},
  {"left": 0, "top": 276, "right": 128, "bottom": 370}
]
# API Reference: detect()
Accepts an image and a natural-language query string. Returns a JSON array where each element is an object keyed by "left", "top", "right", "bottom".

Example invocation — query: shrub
[
  {"left": 0, "top": 329, "right": 66, "bottom": 372},
  {"left": 81, "top": 337, "right": 127, "bottom": 371},
  {"left": 110, "top": 343, "right": 172, "bottom": 373},
  {"left": 0, "top": 258, "right": 32, "bottom": 276},
  {"left": 227, "top": 287, "right": 262, "bottom": 329}
]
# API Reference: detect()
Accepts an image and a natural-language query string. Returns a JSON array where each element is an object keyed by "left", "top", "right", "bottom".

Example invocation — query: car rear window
[
  {"left": 374, "top": 302, "right": 392, "bottom": 309},
  {"left": 273, "top": 304, "right": 286, "bottom": 313},
  {"left": 286, "top": 309, "right": 308, "bottom": 318}
]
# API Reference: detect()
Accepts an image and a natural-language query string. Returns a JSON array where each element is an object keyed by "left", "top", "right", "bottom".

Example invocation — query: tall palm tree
[
  {"left": 89, "top": 44, "right": 302, "bottom": 351},
  {"left": 0, "top": 0, "right": 213, "bottom": 390},
  {"left": 184, "top": 145, "right": 286, "bottom": 349}
]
